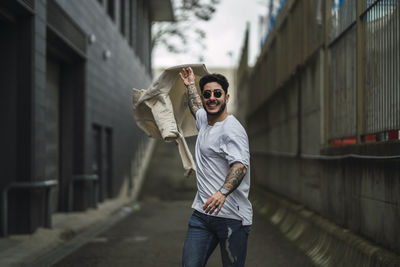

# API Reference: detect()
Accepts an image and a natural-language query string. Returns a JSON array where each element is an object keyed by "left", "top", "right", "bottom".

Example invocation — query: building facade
[{"left": 0, "top": 0, "right": 173, "bottom": 235}]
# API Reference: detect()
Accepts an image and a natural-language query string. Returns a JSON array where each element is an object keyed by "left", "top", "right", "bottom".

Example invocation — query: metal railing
[
  {"left": 71, "top": 174, "right": 99, "bottom": 209},
  {"left": 327, "top": 0, "right": 399, "bottom": 142},
  {"left": 330, "top": 0, "right": 357, "bottom": 42},
  {"left": 247, "top": 0, "right": 399, "bottom": 145},
  {"left": 1, "top": 180, "right": 58, "bottom": 237},
  {"left": 363, "top": 0, "right": 400, "bottom": 134}
]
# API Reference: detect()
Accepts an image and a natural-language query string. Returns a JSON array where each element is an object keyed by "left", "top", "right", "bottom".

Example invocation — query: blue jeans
[{"left": 182, "top": 210, "right": 251, "bottom": 267}]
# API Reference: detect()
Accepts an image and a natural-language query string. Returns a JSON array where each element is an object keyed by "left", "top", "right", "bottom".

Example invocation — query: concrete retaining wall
[{"left": 251, "top": 187, "right": 400, "bottom": 267}]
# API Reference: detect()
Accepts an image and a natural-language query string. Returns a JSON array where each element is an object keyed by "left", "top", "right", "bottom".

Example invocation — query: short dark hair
[{"left": 199, "top": 73, "right": 229, "bottom": 94}]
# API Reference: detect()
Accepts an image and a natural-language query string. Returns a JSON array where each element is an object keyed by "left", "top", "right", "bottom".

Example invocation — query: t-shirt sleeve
[
  {"left": 220, "top": 134, "right": 250, "bottom": 169},
  {"left": 195, "top": 108, "right": 207, "bottom": 131}
]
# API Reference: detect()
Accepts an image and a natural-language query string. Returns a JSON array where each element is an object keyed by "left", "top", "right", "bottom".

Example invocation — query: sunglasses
[{"left": 202, "top": 90, "right": 223, "bottom": 99}]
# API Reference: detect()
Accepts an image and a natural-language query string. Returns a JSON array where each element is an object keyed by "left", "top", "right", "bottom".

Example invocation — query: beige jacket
[{"left": 132, "top": 64, "right": 209, "bottom": 176}]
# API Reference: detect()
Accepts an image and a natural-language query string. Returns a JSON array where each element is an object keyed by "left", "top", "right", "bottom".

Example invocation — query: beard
[{"left": 205, "top": 101, "right": 226, "bottom": 117}]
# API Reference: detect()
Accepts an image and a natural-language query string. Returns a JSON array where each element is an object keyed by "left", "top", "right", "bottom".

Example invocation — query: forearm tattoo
[
  {"left": 221, "top": 163, "right": 247, "bottom": 195},
  {"left": 186, "top": 83, "right": 203, "bottom": 117}
]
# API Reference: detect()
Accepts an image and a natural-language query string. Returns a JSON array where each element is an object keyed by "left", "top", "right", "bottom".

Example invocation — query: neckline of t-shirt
[{"left": 207, "top": 114, "right": 232, "bottom": 127}]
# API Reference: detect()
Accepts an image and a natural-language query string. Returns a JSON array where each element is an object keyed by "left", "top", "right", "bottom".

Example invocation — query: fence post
[
  {"left": 323, "top": 0, "right": 331, "bottom": 147},
  {"left": 356, "top": 0, "right": 366, "bottom": 143}
]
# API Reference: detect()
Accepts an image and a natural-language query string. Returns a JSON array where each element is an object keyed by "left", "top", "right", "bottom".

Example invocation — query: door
[{"left": 46, "top": 57, "right": 61, "bottom": 211}]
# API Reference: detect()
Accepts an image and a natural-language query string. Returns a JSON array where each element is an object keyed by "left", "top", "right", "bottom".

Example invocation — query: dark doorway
[
  {"left": 104, "top": 128, "right": 113, "bottom": 198},
  {"left": 46, "top": 31, "right": 86, "bottom": 211},
  {"left": 45, "top": 57, "right": 61, "bottom": 211},
  {"left": 92, "top": 125, "right": 103, "bottom": 200},
  {"left": 91, "top": 126, "right": 113, "bottom": 200},
  {"left": 0, "top": 14, "right": 18, "bottom": 190},
  {"left": 0, "top": 4, "right": 38, "bottom": 234}
]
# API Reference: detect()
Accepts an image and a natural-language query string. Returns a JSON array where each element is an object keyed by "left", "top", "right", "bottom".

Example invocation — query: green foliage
[{"left": 152, "top": 0, "right": 220, "bottom": 61}]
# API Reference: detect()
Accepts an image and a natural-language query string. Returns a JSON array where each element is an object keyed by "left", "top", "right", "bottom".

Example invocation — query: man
[{"left": 179, "top": 67, "right": 252, "bottom": 267}]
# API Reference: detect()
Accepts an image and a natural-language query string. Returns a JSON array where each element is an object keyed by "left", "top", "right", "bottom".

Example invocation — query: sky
[{"left": 152, "top": 0, "right": 268, "bottom": 68}]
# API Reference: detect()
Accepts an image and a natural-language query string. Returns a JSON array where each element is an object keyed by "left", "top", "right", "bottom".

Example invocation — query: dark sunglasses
[{"left": 202, "top": 90, "right": 223, "bottom": 99}]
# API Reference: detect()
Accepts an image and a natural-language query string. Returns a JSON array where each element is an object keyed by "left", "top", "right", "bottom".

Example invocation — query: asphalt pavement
[
  {"left": 52, "top": 200, "right": 314, "bottom": 267},
  {"left": 0, "top": 140, "right": 315, "bottom": 267},
  {"left": 51, "top": 140, "right": 314, "bottom": 266}
]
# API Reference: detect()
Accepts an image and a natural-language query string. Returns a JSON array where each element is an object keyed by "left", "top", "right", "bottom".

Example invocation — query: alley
[
  {"left": 53, "top": 201, "right": 313, "bottom": 267},
  {"left": 52, "top": 141, "right": 313, "bottom": 267},
  {"left": 1, "top": 0, "right": 400, "bottom": 266}
]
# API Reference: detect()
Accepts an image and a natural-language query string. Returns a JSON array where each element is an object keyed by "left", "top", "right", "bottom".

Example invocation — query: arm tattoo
[
  {"left": 221, "top": 162, "right": 247, "bottom": 195},
  {"left": 186, "top": 83, "right": 203, "bottom": 117}
]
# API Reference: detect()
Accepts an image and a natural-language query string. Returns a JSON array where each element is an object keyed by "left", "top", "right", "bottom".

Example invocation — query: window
[
  {"left": 128, "top": 0, "right": 132, "bottom": 45},
  {"left": 120, "top": 0, "right": 125, "bottom": 35},
  {"left": 107, "top": 0, "right": 115, "bottom": 21},
  {"left": 129, "top": 0, "right": 136, "bottom": 48}
]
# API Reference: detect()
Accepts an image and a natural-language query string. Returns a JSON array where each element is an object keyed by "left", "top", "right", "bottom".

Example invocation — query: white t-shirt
[{"left": 191, "top": 109, "right": 253, "bottom": 225}]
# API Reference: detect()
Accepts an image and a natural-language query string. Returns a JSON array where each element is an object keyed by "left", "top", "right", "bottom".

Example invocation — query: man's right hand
[
  {"left": 179, "top": 67, "right": 195, "bottom": 86},
  {"left": 179, "top": 67, "right": 202, "bottom": 117}
]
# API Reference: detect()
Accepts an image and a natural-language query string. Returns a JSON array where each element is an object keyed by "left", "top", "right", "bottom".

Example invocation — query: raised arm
[
  {"left": 203, "top": 162, "right": 247, "bottom": 215},
  {"left": 179, "top": 67, "right": 202, "bottom": 117}
]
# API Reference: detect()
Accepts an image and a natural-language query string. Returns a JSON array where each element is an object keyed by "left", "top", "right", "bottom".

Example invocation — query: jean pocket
[
  {"left": 189, "top": 211, "right": 207, "bottom": 228},
  {"left": 243, "top": 225, "right": 251, "bottom": 235}
]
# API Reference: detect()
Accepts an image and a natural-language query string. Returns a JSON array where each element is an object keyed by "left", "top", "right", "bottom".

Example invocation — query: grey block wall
[
  {"left": 54, "top": 0, "right": 152, "bottom": 192},
  {"left": 34, "top": 0, "right": 49, "bottom": 183},
  {"left": 0, "top": 0, "right": 156, "bottom": 234}
]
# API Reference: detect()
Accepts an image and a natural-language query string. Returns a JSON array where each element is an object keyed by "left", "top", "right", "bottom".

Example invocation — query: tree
[{"left": 152, "top": 0, "right": 221, "bottom": 62}]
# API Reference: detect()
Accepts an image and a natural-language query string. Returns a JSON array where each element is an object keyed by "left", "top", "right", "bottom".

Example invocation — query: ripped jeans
[{"left": 182, "top": 210, "right": 250, "bottom": 267}]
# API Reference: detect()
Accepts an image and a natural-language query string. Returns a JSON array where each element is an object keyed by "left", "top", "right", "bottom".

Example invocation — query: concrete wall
[
  {"left": 236, "top": 0, "right": 400, "bottom": 257},
  {"left": 252, "top": 155, "right": 400, "bottom": 254},
  {"left": 244, "top": 22, "right": 400, "bottom": 257}
]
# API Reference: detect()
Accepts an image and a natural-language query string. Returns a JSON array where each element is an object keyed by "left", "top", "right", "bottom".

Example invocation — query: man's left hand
[{"left": 203, "top": 191, "right": 226, "bottom": 215}]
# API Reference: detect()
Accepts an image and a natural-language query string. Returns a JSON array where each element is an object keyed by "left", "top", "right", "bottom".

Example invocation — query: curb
[
  {"left": 29, "top": 203, "right": 141, "bottom": 267},
  {"left": 251, "top": 188, "right": 400, "bottom": 267}
]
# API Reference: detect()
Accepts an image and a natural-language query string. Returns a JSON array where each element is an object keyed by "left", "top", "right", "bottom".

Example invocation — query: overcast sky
[{"left": 152, "top": 0, "right": 268, "bottom": 68}]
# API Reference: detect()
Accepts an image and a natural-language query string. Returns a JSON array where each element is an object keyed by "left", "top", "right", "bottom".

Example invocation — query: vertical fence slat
[
  {"left": 366, "top": 1, "right": 370, "bottom": 134},
  {"left": 390, "top": 0, "right": 393, "bottom": 130},
  {"left": 391, "top": 0, "right": 394, "bottom": 130},
  {"left": 375, "top": 3, "right": 378, "bottom": 133},
  {"left": 383, "top": 0, "right": 386, "bottom": 131},
  {"left": 247, "top": 0, "right": 399, "bottom": 146},
  {"left": 393, "top": 0, "right": 400, "bottom": 130},
  {"left": 363, "top": 0, "right": 399, "bottom": 135},
  {"left": 394, "top": 0, "right": 396, "bottom": 131}
]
